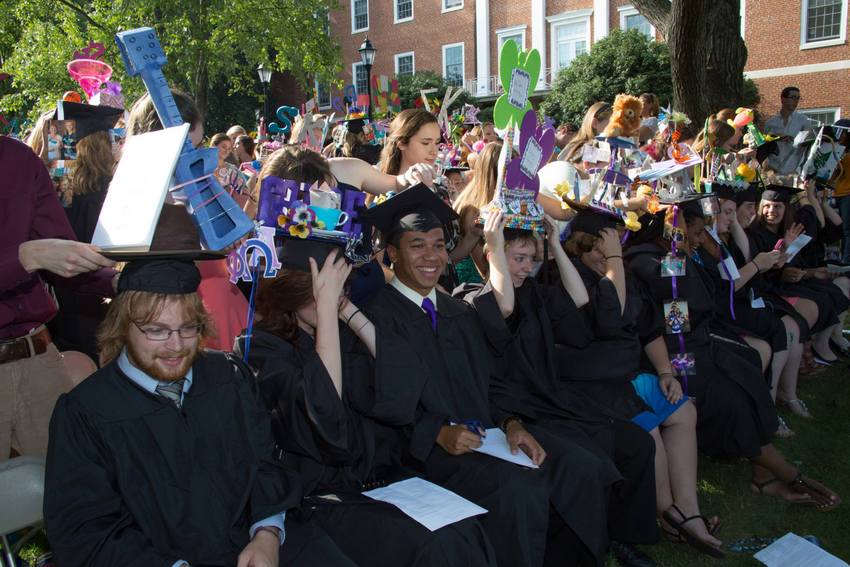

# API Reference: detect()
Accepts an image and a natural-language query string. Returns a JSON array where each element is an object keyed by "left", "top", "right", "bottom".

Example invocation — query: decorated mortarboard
[
  {"left": 800, "top": 125, "right": 846, "bottom": 182},
  {"left": 704, "top": 178, "right": 761, "bottom": 205},
  {"left": 598, "top": 94, "right": 643, "bottom": 149},
  {"left": 52, "top": 101, "right": 122, "bottom": 141},
  {"left": 569, "top": 207, "right": 624, "bottom": 236},
  {"left": 117, "top": 258, "right": 201, "bottom": 294},
  {"left": 761, "top": 183, "right": 803, "bottom": 203},
  {"left": 358, "top": 183, "right": 459, "bottom": 244}
]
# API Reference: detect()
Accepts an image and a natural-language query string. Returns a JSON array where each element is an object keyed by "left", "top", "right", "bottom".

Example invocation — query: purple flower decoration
[
  {"left": 505, "top": 111, "right": 555, "bottom": 197},
  {"left": 102, "top": 81, "right": 122, "bottom": 96}
]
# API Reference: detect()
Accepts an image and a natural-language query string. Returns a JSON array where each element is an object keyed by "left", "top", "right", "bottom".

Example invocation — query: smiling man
[{"left": 44, "top": 259, "right": 304, "bottom": 567}]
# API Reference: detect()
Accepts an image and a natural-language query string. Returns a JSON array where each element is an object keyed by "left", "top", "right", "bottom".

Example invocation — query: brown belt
[{"left": 0, "top": 327, "right": 51, "bottom": 365}]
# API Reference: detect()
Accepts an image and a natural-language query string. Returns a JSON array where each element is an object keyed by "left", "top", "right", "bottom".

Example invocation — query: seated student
[
  {"left": 625, "top": 204, "right": 840, "bottom": 511},
  {"left": 563, "top": 209, "right": 722, "bottom": 558},
  {"left": 44, "top": 259, "right": 306, "bottom": 567},
  {"left": 359, "top": 186, "right": 607, "bottom": 567},
  {"left": 462, "top": 212, "right": 658, "bottom": 566},
  {"left": 748, "top": 184, "right": 850, "bottom": 365},
  {"left": 239, "top": 249, "right": 496, "bottom": 567}
]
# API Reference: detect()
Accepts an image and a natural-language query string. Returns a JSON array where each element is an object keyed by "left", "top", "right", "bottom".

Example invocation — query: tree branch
[
  {"left": 55, "top": 0, "right": 108, "bottom": 33},
  {"left": 631, "top": 0, "right": 672, "bottom": 37}
]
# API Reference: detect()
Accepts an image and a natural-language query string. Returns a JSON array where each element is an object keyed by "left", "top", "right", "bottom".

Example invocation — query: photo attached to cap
[
  {"left": 664, "top": 299, "right": 691, "bottom": 334},
  {"left": 670, "top": 352, "right": 696, "bottom": 377}
]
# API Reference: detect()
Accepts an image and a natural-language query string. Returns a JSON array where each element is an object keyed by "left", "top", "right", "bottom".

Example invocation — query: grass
[{"left": 6, "top": 357, "right": 850, "bottom": 567}]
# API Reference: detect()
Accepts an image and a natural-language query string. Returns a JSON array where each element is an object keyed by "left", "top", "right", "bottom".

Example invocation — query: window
[
  {"left": 443, "top": 0, "right": 463, "bottom": 12},
  {"left": 548, "top": 10, "right": 592, "bottom": 74},
  {"left": 395, "top": 0, "right": 413, "bottom": 23},
  {"left": 618, "top": 5, "right": 654, "bottom": 39},
  {"left": 351, "top": 0, "right": 368, "bottom": 33},
  {"left": 442, "top": 43, "right": 465, "bottom": 86},
  {"left": 352, "top": 62, "right": 369, "bottom": 96},
  {"left": 315, "top": 80, "right": 331, "bottom": 110},
  {"left": 395, "top": 52, "right": 415, "bottom": 77},
  {"left": 801, "top": 0, "right": 847, "bottom": 48},
  {"left": 799, "top": 107, "right": 841, "bottom": 127},
  {"left": 496, "top": 25, "right": 526, "bottom": 53}
]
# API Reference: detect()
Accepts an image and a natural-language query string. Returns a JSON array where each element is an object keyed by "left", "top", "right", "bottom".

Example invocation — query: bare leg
[
  {"left": 831, "top": 277, "right": 849, "bottom": 347},
  {"left": 813, "top": 325, "right": 840, "bottom": 362},
  {"left": 656, "top": 403, "right": 721, "bottom": 547},
  {"left": 777, "top": 316, "right": 810, "bottom": 417},
  {"left": 743, "top": 335, "right": 772, "bottom": 373}
]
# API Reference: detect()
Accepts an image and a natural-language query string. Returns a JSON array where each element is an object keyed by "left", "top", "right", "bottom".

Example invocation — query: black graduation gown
[
  {"left": 625, "top": 241, "right": 778, "bottom": 458},
  {"left": 242, "top": 327, "right": 496, "bottom": 567},
  {"left": 748, "top": 220, "right": 848, "bottom": 332},
  {"left": 44, "top": 351, "right": 301, "bottom": 567},
  {"left": 364, "top": 285, "right": 594, "bottom": 567},
  {"left": 462, "top": 280, "right": 624, "bottom": 564},
  {"left": 49, "top": 186, "right": 109, "bottom": 361}
]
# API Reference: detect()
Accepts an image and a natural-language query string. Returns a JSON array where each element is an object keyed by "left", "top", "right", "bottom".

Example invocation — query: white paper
[
  {"left": 751, "top": 296, "right": 766, "bottom": 309},
  {"left": 519, "top": 138, "right": 544, "bottom": 179},
  {"left": 827, "top": 263, "right": 850, "bottom": 274},
  {"left": 92, "top": 124, "right": 189, "bottom": 250},
  {"left": 363, "top": 477, "right": 487, "bottom": 532},
  {"left": 581, "top": 142, "right": 611, "bottom": 164},
  {"left": 473, "top": 428, "right": 539, "bottom": 469},
  {"left": 508, "top": 68, "right": 530, "bottom": 109},
  {"left": 754, "top": 532, "right": 848, "bottom": 567},
  {"left": 719, "top": 257, "right": 741, "bottom": 281},
  {"left": 783, "top": 234, "right": 813, "bottom": 263}
]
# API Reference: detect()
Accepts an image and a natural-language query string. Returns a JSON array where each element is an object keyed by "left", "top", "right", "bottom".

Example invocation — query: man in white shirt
[{"left": 764, "top": 86, "right": 812, "bottom": 175}]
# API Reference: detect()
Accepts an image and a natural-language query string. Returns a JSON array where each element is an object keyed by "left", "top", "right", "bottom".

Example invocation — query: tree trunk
[
  {"left": 668, "top": 0, "right": 710, "bottom": 124},
  {"left": 703, "top": 0, "right": 748, "bottom": 115},
  {"left": 195, "top": 51, "right": 209, "bottom": 120}
]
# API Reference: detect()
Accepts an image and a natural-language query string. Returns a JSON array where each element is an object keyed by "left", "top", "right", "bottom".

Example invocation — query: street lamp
[
  {"left": 358, "top": 36, "right": 376, "bottom": 121},
  {"left": 257, "top": 64, "right": 272, "bottom": 126}
]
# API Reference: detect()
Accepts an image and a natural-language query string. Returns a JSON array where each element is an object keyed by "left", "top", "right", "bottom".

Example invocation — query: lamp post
[
  {"left": 257, "top": 64, "right": 272, "bottom": 126},
  {"left": 358, "top": 36, "right": 376, "bottom": 121}
]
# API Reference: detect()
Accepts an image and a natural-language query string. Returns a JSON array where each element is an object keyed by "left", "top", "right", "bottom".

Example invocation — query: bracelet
[
  {"left": 751, "top": 261, "right": 760, "bottom": 274},
  {"left": 501, "top": 415, "right": 522, "bottom": 432},
  {"left": 605, "top": 255, "right": 622, "bottom": 260},
  {"left": 344, "top": 309, "right": 361, "bottom": 326},
  {"left": 659, "top": 371, "right": 673, "bottom": 377},
  {"left": 254, "top": 526, "right": 280, "bottom": 540}
]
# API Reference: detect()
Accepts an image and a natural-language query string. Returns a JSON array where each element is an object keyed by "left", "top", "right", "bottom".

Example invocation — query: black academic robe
[
  {"left": 463, "top": 279, "right": 655, "bottom": 561},
  {"left": 44, "top": 351, "right": 301, "bottom": 567},
  {"left": 241, "top": 327, "right": 496, "bottom": 567},
  {"left": 49, "top": 186, "right": 110, "bottom": 361},
  {"left": 365, "top": 285, "right": 596, "bottom": 567},
  {"left": 748, "top": 220, "right": 848, "bottom": 332},
  {"left": 626, "top": 241, "right": 778, "bottom": 458}
]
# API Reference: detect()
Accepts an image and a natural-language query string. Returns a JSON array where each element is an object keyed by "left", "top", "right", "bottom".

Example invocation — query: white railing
[{"left": 464, "top": 67, "right": 559, "bottom": 98}]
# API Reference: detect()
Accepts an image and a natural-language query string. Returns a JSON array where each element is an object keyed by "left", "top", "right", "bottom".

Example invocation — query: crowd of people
[{"left": 1, "top": 80, "right": 848, "bottom": 567}]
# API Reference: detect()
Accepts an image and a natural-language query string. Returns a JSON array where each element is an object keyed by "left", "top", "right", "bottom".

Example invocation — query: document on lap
[
  {"left": 474, "top": 428, "right": 540, "bottom": 469},
  {"left": 363, "top": 477, "right": 488, "bottom": 532}
]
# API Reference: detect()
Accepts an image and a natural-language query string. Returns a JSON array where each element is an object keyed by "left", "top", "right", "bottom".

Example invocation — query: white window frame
[
  {"left": 547, "top": 9, "right": 593, "bottom": 75},
  {"left": 351, "top": 0, "right": 369, "bottom": 34},
  {"left": 800, "top": 0, "right": 847, "bottom": 49},
  {"left": 442, "top": 42, "right": 465, "bottom": 86},
  {"left": 394, "top": 51, "right": 416, "bottom": 76},
  {"left": 617, "top": 5, "right": 655, "bottom": 39},
  {"left": 351, "top": 62, "right": 369, "bottom": 96},
  {"left": 394, "top": 0, "right": 413, "bottom": 24},
  {"left": 496, "top": 25, "right": 527, "bottom": 51},
  {"left": 799, "top": 106, "right": 842, "bottom": 126},
  {"left": 315, "top": 79, "right": 332, "bottom": 110},
  {"left": 442, "top": 0, "right": 463, "bottom": 14}
]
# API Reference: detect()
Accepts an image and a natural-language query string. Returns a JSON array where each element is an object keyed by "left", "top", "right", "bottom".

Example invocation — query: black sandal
[
  {"left": 788, "top": 472, "right": 841, "bottom": 511},
  {"left": 661, "top": 504, "right": 725, "bottom": 559}
]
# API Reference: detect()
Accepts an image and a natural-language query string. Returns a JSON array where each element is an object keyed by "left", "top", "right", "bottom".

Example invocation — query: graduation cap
[
  {"left": 52, "top": 101, "right": 123, "bottom": 141},
  {"left": 278, "top": 239, "right": 345, "bottom": 272},
  {"left": 569, "top": 207, "right": 624, "bottom": 236},
  {"left": 358, "top": 183, "right": 459, "bottom": 245},
  {"left": 101, "top": 204, "right": 225, "bottom": 262},
  {"left": 761, "top": 184, "right": 802, "bottom": 203},
  {"left": 117, "top": 259, "right": 201, "bottom": 294},
  {"left": 344, "top": 118, "right": 368, "bottom": 135},
  {"left": 704, "top": 179, "right": 759, "bottom": 204}
]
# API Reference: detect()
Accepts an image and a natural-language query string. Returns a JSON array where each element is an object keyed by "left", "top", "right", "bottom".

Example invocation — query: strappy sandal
[
  {"left": 775, "top": 417, "right": 795, "bottom": 438},
  {"left": 749, "top": 477, "right": 815, "bottom": 506},
  {"left": 779, "top": 398, "right": 813, "bottom": 419},
  {"left": 788, "top": 472, "right": 841, "bottom": 512},
  {"left": 661, "top": 504, "right": 725, "bottom": 558}
]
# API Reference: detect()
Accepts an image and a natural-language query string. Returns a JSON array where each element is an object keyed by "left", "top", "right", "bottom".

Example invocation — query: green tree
[
  {"left": 540, "top": 29, "right": 671, "bottom": 127},
  {"left": 397, "top": 70, "right": 473, "bottom": 113},
  {"left": 0, "top": 0, "right": 341, "bottom": 131}
]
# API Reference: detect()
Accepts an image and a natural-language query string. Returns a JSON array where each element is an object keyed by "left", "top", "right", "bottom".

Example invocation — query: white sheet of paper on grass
[
  {"left": 363, "top": 477, "right": 487, "bottom": 532},
  {"left": 754, "top": 532, "right": 848, "bottom": 567}
]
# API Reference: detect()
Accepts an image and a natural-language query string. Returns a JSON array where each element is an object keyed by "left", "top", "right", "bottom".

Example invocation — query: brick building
[{"left": 324, "top": 0, "right": 849, "bottom": 125}]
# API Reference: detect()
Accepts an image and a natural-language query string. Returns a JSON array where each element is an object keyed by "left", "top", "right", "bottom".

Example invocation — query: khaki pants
[{"left": 0, "top": 342, "right": 74, "bottom": 461}]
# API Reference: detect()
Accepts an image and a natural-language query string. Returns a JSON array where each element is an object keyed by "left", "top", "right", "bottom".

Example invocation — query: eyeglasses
[{"left": 133, "top": 321, "right": 201, "bottom": 341}]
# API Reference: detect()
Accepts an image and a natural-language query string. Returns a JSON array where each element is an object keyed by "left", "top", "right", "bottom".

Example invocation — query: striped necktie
[{"left": 155, "top": 379, "right": 186, "bottom": 409}]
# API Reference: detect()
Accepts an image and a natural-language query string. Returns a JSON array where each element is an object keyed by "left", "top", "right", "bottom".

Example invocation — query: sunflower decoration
[{"left": 277, "top": 200, "right": 326, "bottom": 239}]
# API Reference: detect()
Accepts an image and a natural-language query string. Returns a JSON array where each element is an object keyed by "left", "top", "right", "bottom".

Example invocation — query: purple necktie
[{"left": 421, "top": 297, "right": 437, "bottom": 332}]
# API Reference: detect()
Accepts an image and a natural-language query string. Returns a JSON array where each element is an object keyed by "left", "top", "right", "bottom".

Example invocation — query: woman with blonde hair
[{"left": 558, "top": 102, "right": 613, "bottom": 172}]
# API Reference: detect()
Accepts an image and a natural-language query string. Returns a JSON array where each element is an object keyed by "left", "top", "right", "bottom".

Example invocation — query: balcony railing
[{"left": 464, "top": 67, "right": 559, "bottom": 98}]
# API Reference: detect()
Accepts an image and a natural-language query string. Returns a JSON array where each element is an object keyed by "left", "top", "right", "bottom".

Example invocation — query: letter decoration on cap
[{"left": 114, "top": 27, "right": 255, "bottom": 251}]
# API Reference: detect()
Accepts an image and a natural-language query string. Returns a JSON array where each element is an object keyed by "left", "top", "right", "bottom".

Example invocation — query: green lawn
[
  {"left": 639, "top": 358, "right": 850, "bottom": 566},
  {"left": 9, "top": 358, "right": 850, "bottom": 566}
]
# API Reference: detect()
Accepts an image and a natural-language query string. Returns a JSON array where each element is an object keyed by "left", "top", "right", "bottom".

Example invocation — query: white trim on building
[
  {"left": 799, "top": 0, "right": 848, "bottom": 50},
  {"left": 745, "top": 59, "right": 850, "bottom": 78}
]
